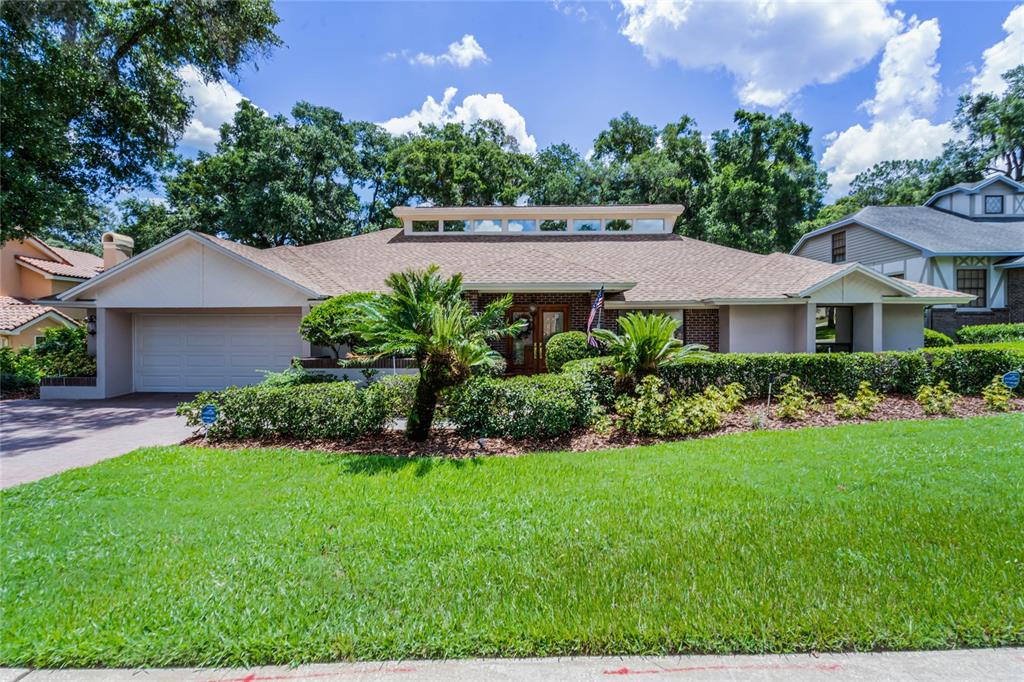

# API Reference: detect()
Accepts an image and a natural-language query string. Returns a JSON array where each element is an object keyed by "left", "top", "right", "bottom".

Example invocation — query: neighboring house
[
  {"left": 52, "top": 205, "right": 969, "bottom": 398},
  {"left": 0, "top": 235, "right": 112, "bottom": 349},
  {"left": 791, "top": 174, "right": 1024, "bottom": 338}
]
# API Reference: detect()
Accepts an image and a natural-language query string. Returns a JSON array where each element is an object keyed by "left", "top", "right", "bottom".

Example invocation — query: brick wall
[
  {"left": 929, "top": 307, "right": 1010, "bottom": 339},
  {"left": 598, "top": 307, "right": 719, "bottom": 352},
  {"left": 475, "top": 292, "right": 593, "bottom": 331},
  {"left": 1009, "top": 269, "right": 1024, "bottom": 323}
]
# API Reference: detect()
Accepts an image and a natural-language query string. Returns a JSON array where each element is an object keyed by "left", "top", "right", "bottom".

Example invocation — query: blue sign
[
  {"left": 1003, "top": 371, "right": 1021, "bottom": 390},
  {"left": 200, "top": 404, "right": 218, "bottom": 425}
]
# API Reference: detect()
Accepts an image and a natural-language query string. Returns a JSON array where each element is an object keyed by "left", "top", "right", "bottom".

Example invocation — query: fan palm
[
  {"left": 354, "top": 266, "right": 524, "bottom": 441},
  {"left": 591, "top": 312, "right": 708, "bottom": 392}
]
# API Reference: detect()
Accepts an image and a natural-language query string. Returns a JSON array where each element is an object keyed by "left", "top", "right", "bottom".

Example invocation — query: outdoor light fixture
[{"left": 85, "top": 315, "right": 97, "bottom": 336}]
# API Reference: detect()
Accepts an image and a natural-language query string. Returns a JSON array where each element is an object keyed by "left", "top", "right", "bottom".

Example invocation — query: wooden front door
[{"left": 506, "top": 305, "right": 569, "bottom": 374}]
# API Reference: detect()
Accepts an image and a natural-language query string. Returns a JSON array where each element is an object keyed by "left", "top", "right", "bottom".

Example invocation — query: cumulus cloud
[
  {"left": 970, "top": 4, "right": 1024, "bottom": 96},
  {"left": 821, "top": 19, "right": 952, "bottom": 198},
  {"left": 380, "top": 87, "right": 537, "bottom": 153},
  {"left": 411, "top": 34, "right": 489, "bottom": 68},
  {"left": 619, "top": 0, "right": 901, "bottom": 107},
  {"left": 178, "top": 65, "right": 246, "bottom": 150}
]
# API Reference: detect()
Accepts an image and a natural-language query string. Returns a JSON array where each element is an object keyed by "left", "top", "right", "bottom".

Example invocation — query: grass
[{"left": 2, "top": 416, "right": 1023, "bottom": 667}]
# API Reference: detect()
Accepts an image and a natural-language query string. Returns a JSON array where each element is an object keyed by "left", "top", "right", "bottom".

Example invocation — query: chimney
[{"left": 102, "top": 232, "right": 134, "bottom": 269}]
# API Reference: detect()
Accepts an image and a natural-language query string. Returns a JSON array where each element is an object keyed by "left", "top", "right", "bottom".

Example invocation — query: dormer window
[
  {"left": 984, "top": 195, "right": 1004, "bottom": 214},
  {"left": 831, "top": 231, "right": 846, "bottom": 263}
]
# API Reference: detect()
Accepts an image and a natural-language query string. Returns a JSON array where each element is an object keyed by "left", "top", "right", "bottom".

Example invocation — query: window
[
  {"left": 604, "top": 218, "right": 632, "bottom": 231},
  {"left": 411, "top": 220, "right": 439, "bottom": 233},
  {"left": 634, "top": 219, "right": 664, "bottom": 233},
  {"left": 574, "top": 219, "right": 600, "bottom": 232},
  {"left": 539, "top": 219, "right": 567, "bottom": 232},
  {"left": 831, "top": 231, "right": 846, "bottom": 263},
  {"left": 34, "top": 335, "right": 46, "bottom": 346},
  {"left": 956, "top": 269, "right": 987, "bottom": 308},
  {"left": 443, "top": 220, "right": 467, "bottom": 232},
  {"left": 984, "top": 195, "right": 1004, "bottom": 214},
  {"left": 506, "top": 219, "right": 535, "bottom": 232},
  {"left": 473, "top": 219, "right": 502, "bottom": 233}
]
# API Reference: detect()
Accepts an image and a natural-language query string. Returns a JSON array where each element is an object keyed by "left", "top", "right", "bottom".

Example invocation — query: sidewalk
[{"left": 4, "top": 648, "right": 1022, "bottom": 682}]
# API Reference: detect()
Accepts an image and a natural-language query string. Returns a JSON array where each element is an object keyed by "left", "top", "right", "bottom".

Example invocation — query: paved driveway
[{"left": 0, "top": 393, "right": 194, "bottom": 488}]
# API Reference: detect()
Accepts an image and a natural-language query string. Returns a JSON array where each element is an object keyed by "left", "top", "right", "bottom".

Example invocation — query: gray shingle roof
[{"left": 806, "top": 206, "right": 1024, "bottom": 255}]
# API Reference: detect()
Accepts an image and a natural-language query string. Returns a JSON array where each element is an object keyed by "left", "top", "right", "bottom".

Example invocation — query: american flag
[{"left": 586, "top": 286, "right": 605, "bottom": 347}]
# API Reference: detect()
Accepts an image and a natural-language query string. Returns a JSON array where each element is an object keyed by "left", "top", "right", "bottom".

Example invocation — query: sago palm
[
  {"left": 592, "top": 312, "right": 708, "bottom": 391},
  {"left": 354, "top": 266, "right": 524, "bottom": 441}
]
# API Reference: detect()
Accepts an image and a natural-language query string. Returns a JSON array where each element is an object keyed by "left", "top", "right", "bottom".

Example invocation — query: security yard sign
[
  {"left": 201, "top": 404, "right": 218, "bottom": 425},
  {"left": 1002, "top": 371, "right": 1021, "bottom": 390}
]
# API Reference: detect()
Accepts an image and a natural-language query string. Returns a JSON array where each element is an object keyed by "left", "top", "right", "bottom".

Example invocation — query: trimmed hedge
[
  {"left": 566, "top": 347, "right": 1023, "bottom": 397},
  {"left": 957, "top": 323, "right": 1024, "bottom": 344},
  {"left": 924, "top": 328, "right": 954, "bottom": 347},
  {"left": 561, "top": 356, "right": 616, "bottom": 405},
  {"left": 177, "top": 381, "right": 394, "bottom": 441},
  {"left": 545, "top": 331, "right": 600, "bottom": 373},
  {"left": 446, "top": 372, "right": 600, "bottom": 439}
]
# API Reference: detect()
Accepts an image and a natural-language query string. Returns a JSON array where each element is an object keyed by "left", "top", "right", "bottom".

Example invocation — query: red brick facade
[
  {"left": 930, "top": 307, "right": 1011, "bottom": 338},
  {"left": 1009, "top": 269, "right": 1024, "bottom": 323}
]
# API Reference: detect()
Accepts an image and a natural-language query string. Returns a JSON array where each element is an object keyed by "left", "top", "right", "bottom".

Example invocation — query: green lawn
[{"left": 2, "top": 416, "right": 1023, "bottom": 667}]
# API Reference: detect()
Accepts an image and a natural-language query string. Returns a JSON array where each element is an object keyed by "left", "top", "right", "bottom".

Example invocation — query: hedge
[
  {"left": 545, "top": 331, "right": 600, "bottom": 373},
  {"left": 566, "top": 347, "right": 1023, "bottom": 397},
  {"left": 445, "top": 372, "right": 600, "bottom": 439},
  {"left": 957, "top": 323, "right": 1024, "bottom": 344},
  {"left": 923, "top": 328, "right": 953, "bottom": 347},
  {"left": 177, "top": 381, "right": 394, "bottom": 441}
]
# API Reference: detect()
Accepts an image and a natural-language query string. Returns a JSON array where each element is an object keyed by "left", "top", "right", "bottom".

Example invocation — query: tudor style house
[
  {"left": 791, "top": 174, "right": 1024, "bottom": 337},
  {"left": 48, "top": 204, "right": 969, "bottom": 398}
]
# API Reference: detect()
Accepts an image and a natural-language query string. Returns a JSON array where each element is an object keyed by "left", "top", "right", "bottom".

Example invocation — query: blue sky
[{"left": 178, "top": 1, "right": 1023, "bottom": 199}]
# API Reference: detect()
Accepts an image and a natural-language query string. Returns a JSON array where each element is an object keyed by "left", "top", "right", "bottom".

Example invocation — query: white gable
[
  {"left": 80, "top": 238, "right": 309, "bottom": 308},
  {"left": 808, "top": 271, "right": 909, "bottom": 304}
]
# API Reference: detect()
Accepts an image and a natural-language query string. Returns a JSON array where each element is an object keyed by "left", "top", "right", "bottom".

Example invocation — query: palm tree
[
  {"left": 591, "top": 312, "right": 708, "bottom": 392},
  {"left": 355, "top": 266, "right": 525, "bottom": 441}
]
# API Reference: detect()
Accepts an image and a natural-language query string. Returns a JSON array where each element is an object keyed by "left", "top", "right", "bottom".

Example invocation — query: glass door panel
[
  {"left": 539, "top": 308, "right": 566, "bottom": 372},
  {"left": 507, "top": 309, "right": 535, "bottom": 373}
]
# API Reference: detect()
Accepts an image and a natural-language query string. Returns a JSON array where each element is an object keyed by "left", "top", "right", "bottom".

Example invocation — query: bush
[
  {"left": 177, "top": 381, "right": 393, "bottom": 441},
  {"left": 446, "top": 372, "right": 599, "bottom": 439},
  {"left": 924, "top": 328, "right": 954, "bottom": 347},
  {"left": 956, "top": 323, "right": 1024, "bottom": 344},
  {"left": 299, "top": 292, "right": 378, "bottom": 357},
  {"left": 259, "top": 359, "right": 337, "bottom": 387},
  {"left": 34, "top": 325, "right": 95, "bottom": 377},
  {"left": 561, "top": 356, "right": 616, "bottom": 406},
  {"left": 0, "top": 347, "right": 42, "bottom": 392},
  {"left": 615, "top": 376, "right": 731, "bottom": 437},
  {"left": 916, "top": 381, "right": 958, "bottom": 415},
  {"left": 369, "top": 373, "right": 419, "bottom": 420},
  {"left": 775, "top": 376, "right": 819, "bottom": 421},
  {"left": 657, "top": 347, "right": 1023, "bottom": 397},
  {"left": 833, "top": 381, "right": 883, "bottom": 419},
  {"left": 981, "top": 376, "right": 1013, "bottom": 412},
  {"left": 615, "top": 376, "right": 668, "bottom": 436},
  {"left": 703, "top": 382, "right": 747, "bottom": 412},
  {"left": 545, "top": 331, "right": 600, "bottom": 373}
]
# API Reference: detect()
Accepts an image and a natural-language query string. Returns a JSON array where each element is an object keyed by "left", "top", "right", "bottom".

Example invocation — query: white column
[
  {"left": 871, "top": 302, "right": 883, "bottom": 352},
  {"left": 299, "top": 303, "right": 313, "bottom": 357},
  {"left": 803, "top": 303, "right": 817, "bottom": 353}
]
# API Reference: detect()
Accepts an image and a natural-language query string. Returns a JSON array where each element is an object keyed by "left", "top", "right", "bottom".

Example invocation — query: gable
[
  {"left": 794, "top": 223, "right": 922, "bottom": 264},
  {"left": 73, "top": 238, "right": 310, "bottom": 308},
  {"left": 807, "top": 270, "right": 910, "bottom": 304}
]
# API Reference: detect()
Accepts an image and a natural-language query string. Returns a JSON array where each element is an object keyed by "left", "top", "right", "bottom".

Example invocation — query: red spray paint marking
[
  {"left": 207, "top": 666, "right": 416, "bottom": 682},
  {"left": 604, "top": 662, "right": 843, "bottom": 675}
]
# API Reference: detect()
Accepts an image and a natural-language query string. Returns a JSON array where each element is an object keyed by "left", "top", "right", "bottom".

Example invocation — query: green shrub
[
  {"left": 176, "top": 382, "right": 393, "bottom": 441},
  {"left": 916, "top": 381, "right": 958, "bottom": 415},
  {"left": 369, "top": 374, "right": 419, "bottom": 420},
  {"left": 615, "top": 376, "right": 726, "bottom": 437},
  {"left": 658, "top": 347, "right": 1023, "bottom": 397},
  {"left": 561, "top": 356, "right": 616, "bottom": 406},
  {"left": 775, "top": 376, "right": 819, "bottom": 421},
  {"left": 33, "top": 325, "right": 95, "bottom": 377},
  {"left": 924, "top": 328, "right": 954, "bottom": 347},
  {"left": 259, "top": 359, "right": 337, "bottom": 387},
  {"left": 833, "top": 381, "right": 883, "bottom": 419},
  {"left": 981, "top": 376, "right": 1013, "bottom": 412},
  {"left": 0, "top": 347, "right": 42, "bottom": 392},
  {"left": 299, "top": 292, "right": 378, "bottom": 357},
  {"left": 545, "top": 331, "right": 599, "bottom": 373},
  {"left": 615, "top": 376, "right": 668, "bottom": 436},
  {"left": 664, "top": 393, "right": 723, "bottom": 436},
  {"left": 446, "top": 372, "right": 598, "bottom": 439},
  {"left": 956, "top": 323, "right": 1024, "bottom": 344},
  {"left": 703, "top": 382, "right": 747, "bottom": 412}
]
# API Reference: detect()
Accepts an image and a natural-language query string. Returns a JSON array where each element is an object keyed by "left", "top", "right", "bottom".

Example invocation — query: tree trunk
[{"left": 406, "top": 372, "right": 440, "bottom": 442}]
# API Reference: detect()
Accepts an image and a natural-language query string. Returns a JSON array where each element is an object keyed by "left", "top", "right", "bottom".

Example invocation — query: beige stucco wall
[
  {"left": 720, "top": 304, "right": 807, "bottom": 353},
  {"left": 97, "top": 308, "right": 134, "bottom": 398},
  {"left": 1, "top": 239, "right": 56, "bottom": 298},
  {"left": 0, "top": 317, "right": 68, "bottom": 350},
  {"left": 882, "top": 305, "right": 925, "bottom": 351}
]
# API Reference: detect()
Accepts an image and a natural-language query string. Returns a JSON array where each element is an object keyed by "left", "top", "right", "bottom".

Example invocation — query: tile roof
[
  {"left": 0, "top": 297, "right": 76, "bottom": 332},
  {"left": 15, "top": 254, "right": 104, "bottom": 279},
  {"left": 50, "top": 245, "right": 104, "bottom": 272},
  {"left": 197, "top": 229, "right": 964, "bottom": 304}
]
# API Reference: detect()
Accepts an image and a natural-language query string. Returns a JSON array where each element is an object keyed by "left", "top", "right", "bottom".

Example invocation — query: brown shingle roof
[
  {"left": 195, "top": 229, "right": 963, "bottom": 304},
  {"left": 0, "top": 297, "right": 76, "bottom": 332}
]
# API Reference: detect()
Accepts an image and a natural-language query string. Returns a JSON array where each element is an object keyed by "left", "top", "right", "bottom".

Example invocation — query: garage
[{"left": 133, "top": 313, "right": 303, "bottom": 392}]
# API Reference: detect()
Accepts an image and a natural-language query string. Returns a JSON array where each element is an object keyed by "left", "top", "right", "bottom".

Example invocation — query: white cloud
[
  {"left": 970, "top": 4, "right": 1024, "bottom": 96},
  {"left": 178, "top": 65, "right": 246, "bottom": 151},
  {"left": 411, "top": 34, "right": 489, "bottom": 68},
  {"left": 619, "top": 0, "right": 901, "bottom": 107},
  {"left": 380, "top": 87, "right": 537, "bottom": 153},
  {"left": 821, "top": 19, "right": 952, "bottom": 198}
]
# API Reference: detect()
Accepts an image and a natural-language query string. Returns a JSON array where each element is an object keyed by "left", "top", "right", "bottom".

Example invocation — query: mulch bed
[
  {"left": 0, "top": 386, "right": 39, "bottom": 401},
  {"left": 181, "top": 395, "right": 1024, "bottom": 459}
]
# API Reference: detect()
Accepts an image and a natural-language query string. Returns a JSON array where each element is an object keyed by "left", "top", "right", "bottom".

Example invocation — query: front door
[{"left": 506, "top": 305, "right": 568, "bottom": 374}]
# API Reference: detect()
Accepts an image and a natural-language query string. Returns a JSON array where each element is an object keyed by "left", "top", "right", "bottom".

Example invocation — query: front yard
[{"left": 2, "top": 415, "right": 1022, "bottom": 667}]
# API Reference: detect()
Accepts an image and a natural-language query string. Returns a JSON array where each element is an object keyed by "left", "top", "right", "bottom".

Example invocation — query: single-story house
[
  {"left": 49, "top": 205, "right": 970, "bottom": 398},
  {"left": 791, "top": 173, "right": 1024, "bottom": 337}
]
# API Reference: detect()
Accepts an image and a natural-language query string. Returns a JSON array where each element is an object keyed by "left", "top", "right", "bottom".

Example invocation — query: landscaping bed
[{"left": 183, "top": 394, "right": 1023, "bottom": 458}]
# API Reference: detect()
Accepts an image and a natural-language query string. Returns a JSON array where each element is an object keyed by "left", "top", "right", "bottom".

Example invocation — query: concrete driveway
[{"left": 0, "top": 393, "right": 194, "bottom": 488}]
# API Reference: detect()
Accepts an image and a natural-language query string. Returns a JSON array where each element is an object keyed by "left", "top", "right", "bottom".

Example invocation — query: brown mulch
[
  {"left": 181, "top": 395, "right": 1024, "bottom": 459},
  {"left": 0, "top": 386, "right": 39, "bottom": 401}
]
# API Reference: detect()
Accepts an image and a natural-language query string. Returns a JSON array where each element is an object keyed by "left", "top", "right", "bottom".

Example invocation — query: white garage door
[{"left": 134, "top": 313, "right": 303, "bottom": 391}]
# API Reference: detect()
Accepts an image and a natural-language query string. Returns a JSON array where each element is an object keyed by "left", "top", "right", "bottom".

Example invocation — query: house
[
  {"left": 790, "top": 174, "right": 1024, "bottom": 338},
  {"left": 0, "top": 234, "right": 119, "bottom": 349},
  {"left": 50, "top": 205, "right": 969, "bottom": 398}
]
